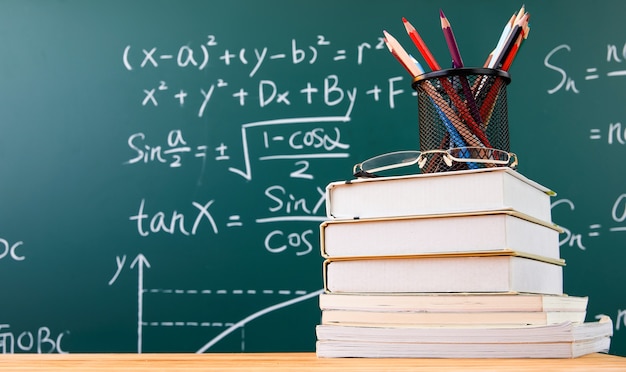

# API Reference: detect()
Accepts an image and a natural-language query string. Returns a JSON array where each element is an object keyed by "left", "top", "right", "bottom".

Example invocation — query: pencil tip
[
  {"left": 403, "top": 17, "right": 415, "bottom": 32},
  {"left": 439, "top": 9, "right": 445, "bottom": 18}
]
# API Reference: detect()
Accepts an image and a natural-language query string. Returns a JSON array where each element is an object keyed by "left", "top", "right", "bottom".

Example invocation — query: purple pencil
[
  {"left": 440, "top": 9, "right": 464, "bottom": 68},
  {"left": 439, "top": 9, "right": 484, "bottom": 126}
]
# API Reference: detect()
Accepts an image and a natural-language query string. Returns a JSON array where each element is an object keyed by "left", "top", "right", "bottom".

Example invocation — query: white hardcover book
[
  {"left": 320, "top": 210, "right": 562, "bottom": 260},
  {"left": 325, "top": 168, "right": 555, "bottom": 222},
  {"left": 320, "top": 309, "right": 587, "bottom": 327},
  {"left": 323, "top": 253, "right": 564, "bottom": 295},
  {"left": 318, "top": 293, "right": 589, "bottom": 313}
]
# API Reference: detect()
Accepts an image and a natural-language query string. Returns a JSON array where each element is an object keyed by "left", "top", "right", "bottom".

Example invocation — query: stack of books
[{"left": 315, "top": 167, "right": 613, "bottom": 358}]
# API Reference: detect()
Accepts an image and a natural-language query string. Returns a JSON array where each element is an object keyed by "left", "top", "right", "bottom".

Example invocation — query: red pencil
[{"left": 402, "top": 17, "right": 441, "bottom": 71}]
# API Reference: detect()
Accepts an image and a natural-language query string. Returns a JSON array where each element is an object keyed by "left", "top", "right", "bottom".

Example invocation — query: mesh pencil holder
[{"left": 411, "top": 68, "right": 512, "bottom": 173}]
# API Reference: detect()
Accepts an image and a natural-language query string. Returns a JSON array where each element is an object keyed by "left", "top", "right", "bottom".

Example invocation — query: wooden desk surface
[{"left": 0, "top": 352, "right": 625, "bottom": 371}]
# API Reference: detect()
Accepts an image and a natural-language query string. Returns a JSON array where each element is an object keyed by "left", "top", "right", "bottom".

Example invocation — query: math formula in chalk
[
  {"left": 544, "top": 43, "right": 626, "bottom": 94},
  {"left": 123, "top": 124, "right": 350, "bottom": 173},
  {"left": 123, "top": 35, "right": 412, "bottom": 117},
  {"left": 553, "top": 194, "right": 626, "bottom": 251},
  {"left": 126, "top": 184, "right": 326, "bottom": 256},
  {"left": 122, "top": 117, "right": 353, "bottom": 182},
  {"left": 135, "top": 74, "right": 405, "bottom": 117},
  {"left": 122, "top": 35, "right": 382, "bottom": 73}
]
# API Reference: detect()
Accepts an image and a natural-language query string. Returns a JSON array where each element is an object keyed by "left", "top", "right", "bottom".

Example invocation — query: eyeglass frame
[{"left": 353, "top": 147, "right": 518, "bottom": 178}]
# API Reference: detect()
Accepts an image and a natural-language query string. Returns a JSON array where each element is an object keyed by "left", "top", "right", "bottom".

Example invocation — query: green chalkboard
[{"left": 1, "top": 0, "right": 625, "bottom": 355}]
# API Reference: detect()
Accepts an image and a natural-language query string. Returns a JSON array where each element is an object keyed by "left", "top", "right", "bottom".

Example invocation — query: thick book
[
  {"left": 316, "top": 317, "right": 613, "bottom": 358},
  {"left": 323, "top": 253, "right": 564, "bottom": 295},
  {"left": 325, "top": 168, "right": 555, "bottom": 222},
  {"left": 319, "top": 293, "right": 589, "bottom": 313},
  {"left": 315, "top": 337, "right": 611, "bottom": 359},
  {"left": 320, "top": 309, "right": 586, "bottom": 327},
  {"left": 320, "top": 210, "right": 563, "bottom": 260}
]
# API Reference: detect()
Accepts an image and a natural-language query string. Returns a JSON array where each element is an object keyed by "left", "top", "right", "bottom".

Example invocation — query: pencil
[
  {"left": 382, "top": 30, "right": 421, "bottom": 77},
  {"left": 501, "top": 16, "right": 530, "bottom": 71},
  {"left": 477, "top": 12, "right": 515, "bottom": 103},
  {"left": 409, "top": 54, "right": 426, "bottom": 74},
  {"left": 491, "top": 12, "right": 529, "bottom": 69},
  {"left": 402, "top": 17, "right": 441, "bottom": 71},
  {"left": 486, "top": 13, "right": 516, "bottom": 68},
  {"left": 439, "top": 9, "right": 464, "bottom": 69},
  {"left": 514, "top": 4, "right": 526, "bottom": 24},
  {"left": 489, "top": 6, "right": 525, "bottom": 69},
  {"left": 440, "top": 9, "right": 484, "bottom": 126}
]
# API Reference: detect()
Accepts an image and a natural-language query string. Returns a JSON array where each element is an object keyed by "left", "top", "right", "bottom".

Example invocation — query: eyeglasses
[{"left": 353, "top": 147, "right": 518, "bottom": 178}]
